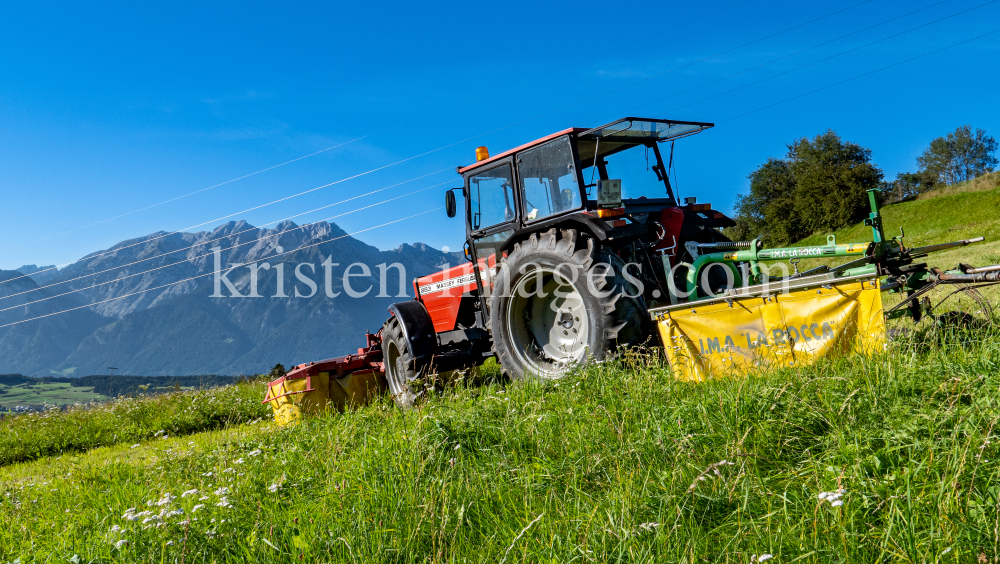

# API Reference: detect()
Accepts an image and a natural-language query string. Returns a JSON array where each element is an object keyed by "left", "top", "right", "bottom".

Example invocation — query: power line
[
  {"left": 651, "top": 0, "right": 999, "bottom": 118},
  {"left": 0, "top": 167, "right": 453, "bottom": 288},
  {"left": 3, "top": 132, "right": 381, "bottom": 254},
  {"left": 1, "top": 2, "right": 753, "bottom": 261},
  {"left": 0, "top": 0, "right": 964, "bottom": 295},
  {"left": 4, "top": 1, "right": 868, "bottom": 273},
  {"left": 4, "top": 24, "right": 997, "bottom": 329},
  {"left": 0, "top": 208, "right": 442, "bottom": 330},
  {"left": 611, "top": 0, "right": 955, "bottom": 117},
  {"left": 718, "top": 27, "right": 1000, "bottom": 123},
  {"left": 0, "top": 174, "right": 453, "bottom": 302},
  {"left": 0, "top": 182, "right": 452, "bottom": 314}
]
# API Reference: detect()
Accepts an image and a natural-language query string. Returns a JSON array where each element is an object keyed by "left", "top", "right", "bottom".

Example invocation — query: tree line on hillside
[
  {"left": 729, "top": 125, "right": 998, "bottom": 245},
  {"left": 0, "top": 373, "right": 242, "bottom": 398}
]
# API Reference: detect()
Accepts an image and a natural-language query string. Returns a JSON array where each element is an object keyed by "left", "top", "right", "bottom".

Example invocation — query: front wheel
[
  {"left": 488, "top": 228, "right": 646, "bottom": 379},
  {"left": 382, "top": 316, "right": 425, "bottom": 408}
]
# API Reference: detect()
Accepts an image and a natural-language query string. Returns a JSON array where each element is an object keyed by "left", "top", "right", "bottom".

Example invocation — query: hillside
[
  {"left": 1, "top": 329, "right": 997, "bottom": 562},
  {"left": 797, "top": 172, "right": 1000, "bottom": 267}
]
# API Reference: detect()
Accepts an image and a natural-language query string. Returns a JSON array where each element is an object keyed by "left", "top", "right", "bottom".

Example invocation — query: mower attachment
[{"left": 264, "top": 332, "right": 386, "bottom": 426}]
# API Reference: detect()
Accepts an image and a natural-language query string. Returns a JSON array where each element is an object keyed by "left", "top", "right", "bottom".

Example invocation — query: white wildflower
[
  {"left": 181, "top": 489, "right": 198, "bottom": 498},
  {"left": 223, "top": 468, "right": 235, "bottom": 473},
  {"left": 757, "top": 555, "right": 773, "bottom": 562},
  {"left": 248, "top": 449, "right": 262, "bottom": 457},
  {"left": 109, "top": 525, "right": 122, "bottom": 533},
  {"left": 141, "top": 516, "right": 160, "bottom": 524},
  {"left": 166, "top": 540, "right": 174, "bottom": 546},
  {"left": 165, "top": 509, "right": 184, "bottom": 518},
  {"left": 130, "top": 444, "right": 140, "bottom": 449},
  {"left": 153, "top": 430, "right": 164, "bottom": 437},
  {"left": 202, "top": 471, "right": 213, "bottom": 477},
  {"left": 638, "top": 522, "right": 659, "bottom": 532},
  {"left": 830, "top": 500, "right": 843, "bottom": 507},
  {"left": 188, "top": 441, "right": 195, "bottom": 446},
  {"left": 234, "top": 458, "right": 245, "bottom": 464},
  {"left": 198, "top": 496, "right": 209, "bottom": 501},
  {"left": 941, "top": 547, "right": 952, "bottom": 555},
  {"left": 454, "top": 444, "right": 461, "bottom": 451},
  {"left": 155, "top": 493, "right": 176, "bottom": 506},
  {"left": 216, "top": 497, "right": 232, "bottom": 508},
  {"left": 268, "top": 483, "right": 280, "bottom": 493},
  {"left": 214, "top": 487, "right": 229, "bottom": 496},
  {"left": 192, "top": 504, "right": 205, "bottom": 513},
  {"left": 115, "top": 539, "right": 128, "bottom": 548}
]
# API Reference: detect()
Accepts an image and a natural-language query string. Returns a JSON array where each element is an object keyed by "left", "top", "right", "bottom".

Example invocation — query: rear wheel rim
[{"left": 505, "top": 267, "right": 589, "bottom": 378}]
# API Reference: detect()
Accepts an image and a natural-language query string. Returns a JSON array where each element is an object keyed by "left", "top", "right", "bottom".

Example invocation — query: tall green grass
[
  {"left": 0, "top": 379, "right": 269, "bottom": 466},
  {"left": 2, "top": 326, "right": 1000, "bottom": 562}
]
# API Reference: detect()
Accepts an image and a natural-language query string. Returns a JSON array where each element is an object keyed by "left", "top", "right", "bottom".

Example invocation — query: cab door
[{"left": 466, "top": 160, "right": 518, "bottom": 312}]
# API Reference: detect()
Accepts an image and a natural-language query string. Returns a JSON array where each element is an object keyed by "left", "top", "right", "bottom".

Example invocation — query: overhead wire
[
  {"left": 0, "top": 177, "right": 451, "bottom": 304},
  {"left": 716, "top": 27, "right": 1000, "bottom": 124},
  {"left": 3, "top": 0, "right": 869, "bottom": 280},
  {"left": 4, "top": 3, "right": 996, "bottom": 328},
  {"left": 7, "top": 24, "right": 997, "bottom": 329},
  {"left": 609, "top": 0, "right": 956, "bottom": 117},
  {"left": 0, "top": 0, "right": 979, "bottom": 307},
  {"left": 0, "top": 180, "right": 453, "bottom": 314},
  {"left": 649, "top": 0, "right": 999, "bottom": 118},
  {"left": 4, "top": 132, "right": 383, "bottom": 254},
  {"left": 0, "top": 2, "right": 754, "bottom": 263},
  {"left": 0, "top": 208, "right": 442, "bottom": 330},
  {"left": 0, "top": 166, "right": 454, "bottom": 288}
]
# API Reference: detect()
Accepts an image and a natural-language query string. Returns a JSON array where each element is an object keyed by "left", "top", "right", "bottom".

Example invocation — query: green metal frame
[{"left": 680, "top": 188, "right": 990, "bottom": 320}]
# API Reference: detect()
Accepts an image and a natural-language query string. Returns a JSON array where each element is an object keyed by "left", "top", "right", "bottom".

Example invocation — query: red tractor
[{"left": 279, "top": 117, "right": 736, "bottom": 409}]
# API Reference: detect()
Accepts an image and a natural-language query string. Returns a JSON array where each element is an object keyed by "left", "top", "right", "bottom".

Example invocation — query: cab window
[
  {"left": 469, "top": 164, "right": 516, "bottom": 230},
  {"left": 517, "top": 138, "right": 583, "bottom": 222}
]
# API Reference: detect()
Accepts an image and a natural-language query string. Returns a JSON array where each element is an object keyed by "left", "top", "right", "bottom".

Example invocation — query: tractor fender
[
  {"left": 387, "top": 300, "right": 436, "bottom": 362},
  {"left": 495, "top": 215, "right": 609, "bottom": 257}
]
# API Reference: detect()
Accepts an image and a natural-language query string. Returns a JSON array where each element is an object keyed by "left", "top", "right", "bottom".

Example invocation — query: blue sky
[{"left": 1, "top": 0, "right": 998, "bottom": 271}]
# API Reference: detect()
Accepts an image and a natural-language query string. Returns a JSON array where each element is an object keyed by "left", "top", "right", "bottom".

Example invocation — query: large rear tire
[
  {"left": 382, "top": 316, "right": 424, "bottom": 408},
  {"left": 488, "top": 228, "right": 646, "bottom": 380}
]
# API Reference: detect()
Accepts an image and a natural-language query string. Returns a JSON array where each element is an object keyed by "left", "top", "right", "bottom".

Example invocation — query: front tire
[
  {"left": 382, "top": 316, "right": 425, "bottom": 408},
  {"left": 488, "top": 228, "right": 646, "bottom": 379}
]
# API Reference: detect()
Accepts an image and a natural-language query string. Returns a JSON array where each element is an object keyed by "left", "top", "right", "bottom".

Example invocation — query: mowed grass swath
[{"left": 2, "top": 327, "right": 1000, "bottom": 562}]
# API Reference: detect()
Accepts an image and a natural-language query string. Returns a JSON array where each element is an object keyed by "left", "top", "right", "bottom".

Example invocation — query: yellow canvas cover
[
  {"left": 327, "top": 369, "right": 386, "bottom": 411},
  {"left": 654, "top": 277, "right": 885, "bottom": 381},
  {"left": 264, "top": 369, "right": 387, "bottom": 426},
  {"left": 264, "top": 373, "right": 331, "bottom": 427}
]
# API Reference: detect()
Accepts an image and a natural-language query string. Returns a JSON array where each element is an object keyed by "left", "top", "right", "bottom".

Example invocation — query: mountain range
[{"left": 2, "top": 220, "right": 462, "bottom": 376}]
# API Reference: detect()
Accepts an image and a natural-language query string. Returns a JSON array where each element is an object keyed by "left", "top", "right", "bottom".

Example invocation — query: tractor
[
  {"left": 264, "top": 116, "right": 1000, "bottom": 418},
  {"left": 381, "top": 117, "right": 735, "bottom": 406}
]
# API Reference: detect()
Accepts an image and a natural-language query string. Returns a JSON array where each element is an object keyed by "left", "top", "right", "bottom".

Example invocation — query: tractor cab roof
[{"left": 458, "top": 117, "right": 712, "bottom": 175}]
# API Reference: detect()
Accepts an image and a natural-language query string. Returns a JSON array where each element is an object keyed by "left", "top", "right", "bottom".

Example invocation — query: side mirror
[{"left": 445, "top": 190, "right": 457, "bottom": 218}]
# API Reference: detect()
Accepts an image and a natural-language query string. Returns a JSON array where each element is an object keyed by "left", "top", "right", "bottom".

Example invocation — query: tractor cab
[{"left": 448, "top": 117, "right": 725, "bottom": 268}]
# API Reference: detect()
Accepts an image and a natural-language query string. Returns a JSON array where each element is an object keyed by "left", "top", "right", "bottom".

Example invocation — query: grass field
[
  {"left": 0, "top": 380, "right": 269, "bottom": 467},
  {"left": 0, "top": 380, "right": 106, "bottom": 410},
  {"left": 2, "top": 327, "right": 1000, "bottom": 563}
]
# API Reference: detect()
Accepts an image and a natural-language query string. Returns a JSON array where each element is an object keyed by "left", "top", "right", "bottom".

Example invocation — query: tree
[
  {"left": 731, "top": 158, "right": 801, "bottom": 243},
  {"left": 882, "top": 170, "right": 937, "bottom": 204},
  {"left": 916, "top": 125, "right": 998, "bottom": 184},
  {"left": 788, "top": 131, "right": 884, "bottom": 234},
  {"left": 731, "top": 131, "right": 883, "bottom": 245}
]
